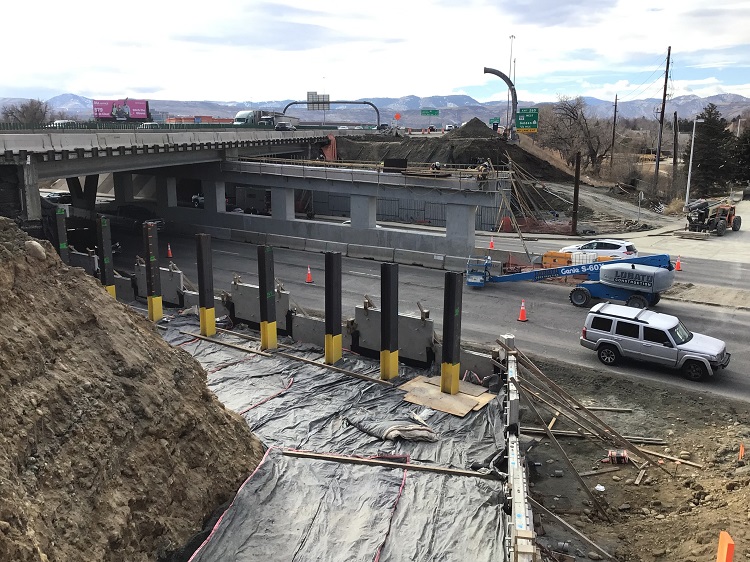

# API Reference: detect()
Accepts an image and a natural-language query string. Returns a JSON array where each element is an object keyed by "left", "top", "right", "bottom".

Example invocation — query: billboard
[{"left": 92, "top": 99, "right": 150, "bottom": 121}]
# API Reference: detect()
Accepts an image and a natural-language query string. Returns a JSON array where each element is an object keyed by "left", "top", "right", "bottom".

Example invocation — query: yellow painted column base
[
  {"left": 260, "top": 320, "right": 277, "bottom": 350},
  {"left": 147, "top": 295, "right": 163, "bottom": 322},
  {"left": 104, "top": 285, "right": 116, "bottom": 298},
  {"left": 325, "top": 333, "right": 342, "bottom": 365},
  {"left": 380, "top": 349, "right": 399, "bottom": 380},
  {"left": 200, "top": 306, "right": 216, "bottom": 337},
  {"left": 440, "top": 362, "right": 460, "bottom": 395}
]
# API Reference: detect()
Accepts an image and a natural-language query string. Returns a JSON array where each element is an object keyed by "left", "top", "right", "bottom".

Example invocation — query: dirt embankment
[
  {"left": 0, "top": 218, "right": 264, "bottom": 562},
  {"left": 338, "top": 118, "right": 575, "bottom": 183}
]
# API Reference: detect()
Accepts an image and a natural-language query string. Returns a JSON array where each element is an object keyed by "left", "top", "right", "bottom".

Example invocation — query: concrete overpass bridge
[
  {"left": 1, "top": 129, "right": 506, "bottom": 255},
  {"left": 0, "top": 128, "right": 332, "bottom": 225}
]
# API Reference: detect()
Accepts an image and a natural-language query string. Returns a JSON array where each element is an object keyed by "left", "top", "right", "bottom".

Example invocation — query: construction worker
[{"left": 430, "top": 161, "right": 442, "bottom": 171}]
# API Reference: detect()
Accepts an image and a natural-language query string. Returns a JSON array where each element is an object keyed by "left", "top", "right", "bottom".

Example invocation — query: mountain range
[{"left": 2, "top": 92, "right": 749, "bottom": 126}]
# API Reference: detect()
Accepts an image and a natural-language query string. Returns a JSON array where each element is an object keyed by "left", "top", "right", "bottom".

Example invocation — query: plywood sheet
[
  {"left": 402, "top": 380, "right": 479, "bottom": 417},
  {"left": 397, "top": 375, "right": 430, "bottom": 393},
  {"left": 424, "top": 376, "right": 488, "bottom": 397},
  {"left": 472, "top": 392, "right": 497, "bottom": 411}
]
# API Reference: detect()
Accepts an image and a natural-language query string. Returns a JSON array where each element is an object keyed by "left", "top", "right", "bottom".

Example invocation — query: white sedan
[{"left": 559, "top": 238, "right": 638, "bottom": 258}]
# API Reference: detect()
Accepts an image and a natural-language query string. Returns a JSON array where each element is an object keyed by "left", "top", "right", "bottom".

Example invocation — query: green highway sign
[
  {"left": 420, "top": 109, "right": 439, "bottom": 116},
  {"left": 516, "top": 107, "right": 539, "bottom": 133},
  {"left": 489, "top": 117, "right": 502, "bottom": 124}
]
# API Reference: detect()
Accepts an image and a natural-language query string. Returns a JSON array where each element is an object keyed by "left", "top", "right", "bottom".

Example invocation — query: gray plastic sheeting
[{"left": 162, "top": 317, "right": 510, "bottom": 561}]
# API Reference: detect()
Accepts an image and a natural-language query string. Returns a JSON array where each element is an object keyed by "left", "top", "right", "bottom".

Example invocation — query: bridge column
[
  {"left": 156, "top": 176, "right": 177, "bottom": 212},
  {"left": 113, "top": 172, "right": 135, "bottom": 205},
  {"left": 202, "top": 180, "right": 226, "bottom": 214},
  {"left": 271, "top": 187, "right": 295, "bottom": 221},
  {"left": 445, "top": 203, "right": 477, "bottom": 255},
  {"left": 350, "top": 194, "right": 377, "bottom": 228},
  {"left": 21, "top": 163, "right": 41, "bottom": 221}
]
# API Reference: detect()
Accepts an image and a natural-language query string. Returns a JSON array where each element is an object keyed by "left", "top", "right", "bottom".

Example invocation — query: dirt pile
[
  {"left": 0, "top": 218, "right": 264, "bottom": 562},
  {"left": 339, "top": 118, "right": 575, "bottom": 183},
  {"left": 529, "top": 358, "right": 750, "bottom": 560}
]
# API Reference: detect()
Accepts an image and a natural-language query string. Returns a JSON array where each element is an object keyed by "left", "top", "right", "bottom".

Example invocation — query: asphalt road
[{"left": 112, "top": 231, "right": 750, "bottom": 403}]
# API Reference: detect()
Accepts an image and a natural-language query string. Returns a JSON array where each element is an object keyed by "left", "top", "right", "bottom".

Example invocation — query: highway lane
[
  {"left": 112, "top": 231, "right": 750, "bottom": 402},
  {"left": 473, "top": 234, "right": 750, "bottom": 289}
]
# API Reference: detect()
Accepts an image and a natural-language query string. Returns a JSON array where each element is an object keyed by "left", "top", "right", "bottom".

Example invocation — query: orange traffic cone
[
  {"left": 167, "top": 243, "right": 173, "bottom": 258},
  {"left": 517, "top": 299, "right": 528, "bottom": 322},
  {"left": 489, "top": 237, "right": 495, "bottom": 249},
  {"left": 675, "top": 255, "right": 682, "bottom": 271},
  {"left": 305, "top": 266, "right": 313, "bottom": 283}
]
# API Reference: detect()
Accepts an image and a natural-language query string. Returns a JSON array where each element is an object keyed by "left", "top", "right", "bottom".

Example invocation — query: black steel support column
[
  {"left": 258, "top": 245, "right": 277, "bottom": 349},
  {"left": 143, "top": 222, "right": 162, "bottom": 321},
  {"left": 380, "top": 262, "right": 399, "bottom": 380},
  {"left": 441, "top": 271, "right": 463, "bottom": 394},
  {"left": 55, "top": 208, "right": 69, "bottom": 264},
  {"left": 196, "top": 234, "right": 215, "bottom": 336},
  {"left": 324, "top": 252, "right": 342, "bottom": 364},
  {"left": 96, "top": 215, "right": 115, "bottom": 297}
]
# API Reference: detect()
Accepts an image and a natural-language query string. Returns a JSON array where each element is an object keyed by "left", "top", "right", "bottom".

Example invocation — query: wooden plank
[
  {"left": 634, "top": 468, "right": 647, "bottom": 485},
  {"left": 282, "top": 449, "right": 496, "bottom": 479},
  {"left": 472, "top": 392, "right": 497, "bottom": 411},
  {"left": 579, "top": 466, "right": 621, "bottom": 477},
  {"left": 639, "top": 448, "right": 704, "bottom": 469},
  {"left": 397, "top": 375, "right": 429, "bottom": 392},
  {"left": 402, "top": 381, "right": 478, "bottom": 417},
  {"left": 424, "top": 376, "right": 488, "bottom": 397}
]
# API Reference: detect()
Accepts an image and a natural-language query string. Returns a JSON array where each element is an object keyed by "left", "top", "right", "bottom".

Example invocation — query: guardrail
[{"left": 0, "top": 122, "right": 375, "bottom": 133}]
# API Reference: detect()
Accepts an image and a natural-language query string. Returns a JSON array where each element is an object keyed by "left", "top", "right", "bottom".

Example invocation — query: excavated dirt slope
[
  {"left": 0, "top": 218, "right": 264, "bottom": 562},
  {"left": 337, "top": 118, "right": 575, "bottom": 183}
]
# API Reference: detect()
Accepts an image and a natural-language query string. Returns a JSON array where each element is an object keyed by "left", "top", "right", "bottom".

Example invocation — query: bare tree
[{"left": 1, "top": 99, "right": 51, "bottom": 124}]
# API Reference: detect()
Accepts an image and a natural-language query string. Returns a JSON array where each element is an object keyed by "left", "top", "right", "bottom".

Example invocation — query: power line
[{"left": 619, "top": 53, "right": 669, "bottom": 102}]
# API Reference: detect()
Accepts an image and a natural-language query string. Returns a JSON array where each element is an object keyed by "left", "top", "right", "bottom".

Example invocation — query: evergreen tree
[
  {"left": 734, "top": 129, "right": 750, "bottom": 185},
  {"left": 682, "top": 103, "right": 736, "bottom": 198}
]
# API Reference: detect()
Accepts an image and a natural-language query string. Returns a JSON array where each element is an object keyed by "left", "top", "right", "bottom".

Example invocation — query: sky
[{"left": 5, "top": 0, "right": 750, "bottom": 105}]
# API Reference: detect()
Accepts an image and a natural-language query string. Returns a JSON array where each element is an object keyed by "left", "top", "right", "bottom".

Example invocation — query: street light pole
[
  {"left": 684, "top": 118, "right": 705, "bottom": 210},
  {"left": 506, "top": 35, "right": 515, "bottom": 131}
]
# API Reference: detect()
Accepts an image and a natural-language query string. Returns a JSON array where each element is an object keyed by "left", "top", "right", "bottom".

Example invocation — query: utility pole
[
  {"left": 610, "top": 94, "right": 618, "bottom": 174},
  {"left": 652, "top": 46, "right": 671, "bottom": 193},
  {"left": 672, "top": 111, "right": 678, "bottom": 193}
]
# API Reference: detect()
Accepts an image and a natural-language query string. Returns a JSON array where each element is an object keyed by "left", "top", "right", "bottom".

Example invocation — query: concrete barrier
[
  {"left": 228, "top": 230, "right": 267, "bottom": 246},
  {"left": 266, "top": 233, "right": 306, "bottom": 251},
  {"left": 304, "top": 238, "right": 328, "bottom": 253},
  {"left": 394, "top": 249, "right": 445, "bottom": 269},
  {"left": 183, "top": 290, "right": 231, "bottom": 318},
  {"left": 443, "top": 255, "right": 468, "bottom": 272},
  {"left": 166, "top": 132, "right": 198, "bottom": 145},
  {"left": 114, "top": 274, "right": 136, "bottom": 302},
  {"left": 291, "top": 314, "right": 326, "bottom": 347},
  {"left": 326, "top": 241, "right": 348, "bottom": 254},
  {"left": 134, "top": 133, "right": 171, "bottom": 146},
  {"left": 0, "top": 134, "right": 50, "bottom": 153},
  {"left": 347, "top": 244, "right": 394, "bottom": 262},
  {"left": 50, "top": 134, "right": 96, "bottom": 151},
  {"left": 196, "top": 225, "right": 232, "bottom": 240},
  {"left": 354, "top": 307, "right": 434, "bottom": 363}
]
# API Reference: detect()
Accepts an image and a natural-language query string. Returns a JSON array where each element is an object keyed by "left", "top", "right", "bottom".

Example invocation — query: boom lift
[{"left": 466, "top": 254, "right": 675, "bottom": 308}]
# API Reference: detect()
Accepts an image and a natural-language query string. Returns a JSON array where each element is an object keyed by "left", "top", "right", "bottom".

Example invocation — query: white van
[{"left": 580, "top": 303, "right": 730, "bottom": 380}]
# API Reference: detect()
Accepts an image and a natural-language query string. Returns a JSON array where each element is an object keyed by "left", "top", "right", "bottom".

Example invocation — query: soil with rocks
[
  {"left": 0, "top": 218, "right": 265, "bottom": 562},
  {"left": 526, "top": 356, "right": 750, "bottom": 561}
]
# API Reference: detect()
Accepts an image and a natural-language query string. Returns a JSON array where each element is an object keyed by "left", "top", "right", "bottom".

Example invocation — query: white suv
[
  {"left": 560, "top": 239, "right": 638, "bottom": 259},
  {"left": 580, "top": 303, "right": 730, "bottom": 381}
]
